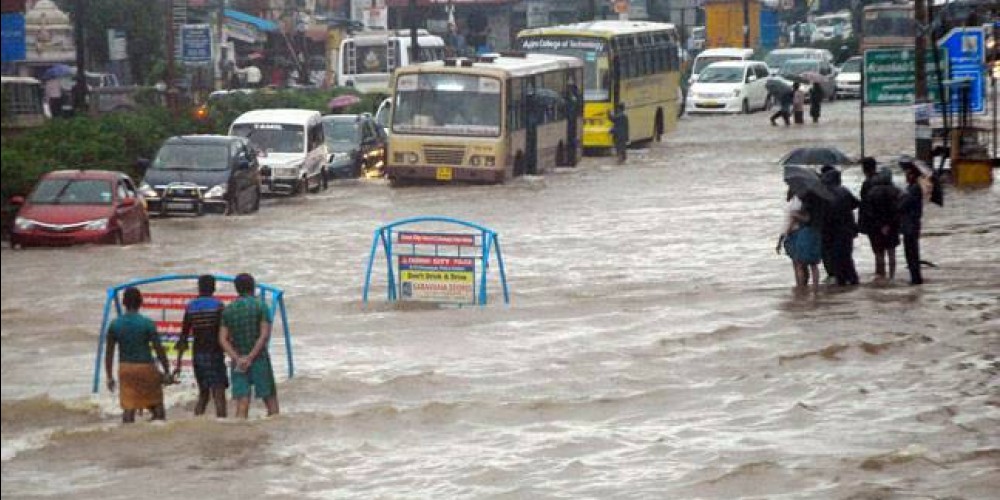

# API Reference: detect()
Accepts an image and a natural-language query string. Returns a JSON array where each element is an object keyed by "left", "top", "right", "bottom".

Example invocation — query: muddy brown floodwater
[{"left": 2, "top": 101, "right": 999, "bottom": 499}]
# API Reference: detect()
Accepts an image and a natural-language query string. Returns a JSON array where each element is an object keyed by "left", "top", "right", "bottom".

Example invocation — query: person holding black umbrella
[{"left": 898, "top": 159, "right": 924, "bottom": 285}]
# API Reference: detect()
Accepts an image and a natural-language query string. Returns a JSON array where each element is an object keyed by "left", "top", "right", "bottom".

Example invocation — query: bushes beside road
[{"left": 0, "top": 87, "right": 377, "bottom": 202}]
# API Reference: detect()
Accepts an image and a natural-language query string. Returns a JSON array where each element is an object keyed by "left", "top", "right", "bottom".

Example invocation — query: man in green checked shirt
[{"left": 220, "top": 273, "right": 279, "bottom": 418}]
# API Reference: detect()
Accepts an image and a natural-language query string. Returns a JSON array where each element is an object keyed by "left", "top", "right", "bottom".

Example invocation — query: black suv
[
  {"left": 321, "top": 113, "right": 387, "bottom": 179},
  {"left": 140, "top": 135, "right": 261, "bottom": 216}
]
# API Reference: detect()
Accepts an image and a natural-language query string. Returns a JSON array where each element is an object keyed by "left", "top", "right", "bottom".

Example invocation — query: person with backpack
[{"left": 862, "top": 166, "right": 902, "bottom": 281}]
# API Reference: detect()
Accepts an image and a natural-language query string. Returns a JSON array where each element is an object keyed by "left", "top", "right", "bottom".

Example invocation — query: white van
[
  {"left": 764, "top": 48, "right": 831, "bottom": 75},
  {"left": 229, "top": 109, "right": 327, "bottom": 195},
  {"left": 687, "top": 60, "right": 772, "bottom": 114},
  {"left": 689, "top": 47, "right": 755, "bottom": 84}
]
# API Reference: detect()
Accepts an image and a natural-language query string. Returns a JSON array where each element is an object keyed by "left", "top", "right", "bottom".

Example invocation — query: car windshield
[
  {"left": 840, "top": 58, "right": 861, "bottom": 73},
  {"left": 28, "top": 179, "right": 113, "bottom": 205},
  {"left": 697, "top": 66, "right": 744, "bottom": 83},
  {"left": 766, "top": 52, "right": 815, "bottom": 69},
  {"left": 781, "top": 60, "right": 819, "bottom": 76},
  {"left": 153, "top": 143, "right": 230, "bottom": 170},
  {"left": 323, "top": 119, "right": 360, "bottom": 147},
  {"left": 694, "top": 56, "right": 740, "bottom": 75},
  {"left": 230, "top": 123, "right": 304, "bottom": 154},
  {"left": 393, "top": 73, "right": 501, "bottom": 136}
]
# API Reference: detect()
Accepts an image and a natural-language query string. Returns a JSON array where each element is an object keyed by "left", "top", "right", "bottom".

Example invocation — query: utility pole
[
  {"left": 216, "top": 0, "right": 225, "bottom": 90},
  {"left": 408, "top": 0, "right": 419, "bottom": 62},
  {"left": 166, "top": 0, "right": 178, "bottom": 116},
  {"left": 914, "top": 0, "right": 931, "bottom": 163},
  {"left": 72, "top": 0, "right": 87, "bottom": 113}
]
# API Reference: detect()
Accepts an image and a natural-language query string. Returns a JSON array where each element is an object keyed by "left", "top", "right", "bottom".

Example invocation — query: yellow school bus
[
  {"left": 386, "top": 53, "right": 584, "bottom": 184},
  {"left": 517, "top": 20, "right": 682, "bottom": 151}
]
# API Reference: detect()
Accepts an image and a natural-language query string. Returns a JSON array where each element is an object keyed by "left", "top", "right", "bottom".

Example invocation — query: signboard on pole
[
  {"left": 1, "top": 12, "right": 25, "bottom": 62},
  {"left": 937, "top": 27, "right": 985, "bottom": 114},
  {"left": 398, "top": 255, "right": 476, "bottom": 304},
  {"left": 180, "top": 23, "right": 213, "bottom": 64},
  {"left": 107, "top": 28, "right": 127, "bottom": 61},
  {"left": 863, "top": 48, "right": 944, "bottom": 106}
]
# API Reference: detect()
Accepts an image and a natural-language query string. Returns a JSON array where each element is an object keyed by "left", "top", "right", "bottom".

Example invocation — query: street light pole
[
  {"left": 72, "top": 0, "right": 87, "bottom": 113},
  {"left": 914, "top": 0, "right": 932, "bottom": 163}
]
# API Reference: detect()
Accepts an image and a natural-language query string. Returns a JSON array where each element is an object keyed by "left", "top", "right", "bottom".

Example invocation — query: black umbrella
[
  {"left": 779, "top": 147, "right": 853, "bottom": 167},
  {"left": 784, "top": 165, "right": 835, "bottom": 201},
  {"left": 765, "top": 77, "right": 792, "bottom": 97}
]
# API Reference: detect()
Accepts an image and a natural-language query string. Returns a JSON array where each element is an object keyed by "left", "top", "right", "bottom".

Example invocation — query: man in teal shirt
[
  {"left": 220, "top": 273, "right": 279, "bottom": 418},
  {"left": 105, "top": 287, "right": 172, "bottom": 423}
]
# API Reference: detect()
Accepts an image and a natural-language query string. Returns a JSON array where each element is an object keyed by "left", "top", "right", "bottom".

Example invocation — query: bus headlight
[
  {"left": 392, "top": 152, "right": 420, "bottom": 164},
  {"left": 470, "top": 155, "right": 495, "bottom": 167}
]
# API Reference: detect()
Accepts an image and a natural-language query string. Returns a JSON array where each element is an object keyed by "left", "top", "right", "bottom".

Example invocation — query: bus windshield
[
  {"left": 392, "top": 73, "right": 501, "bottom": 137},
  {"left": 863, "top": 9, "right": 914, "bottom": 39},
  {"left": 518, "top": 37, "right": 610, "bottom": 101}
]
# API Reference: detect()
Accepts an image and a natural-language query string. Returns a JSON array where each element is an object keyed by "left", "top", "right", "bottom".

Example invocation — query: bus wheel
[
  {"left": 741, "top": 99, "right": 750, "bottom": 114},
  {"left": 556, "top": 142, "right": 566, "bottom": 166}
]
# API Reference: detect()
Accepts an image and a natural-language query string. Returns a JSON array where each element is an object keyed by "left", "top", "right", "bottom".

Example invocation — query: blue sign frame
[
  {"left": 362, "top": 216, "right": 510, "bottom": 306},
  {"left": 1, "top": 13, "right": 26, "bottom": 63},
  {"left": 91, "top": 274, "right": 294, "bottom": 393},
  {"left": 937, "top": 27, "right": 986, "bottom": 114}
]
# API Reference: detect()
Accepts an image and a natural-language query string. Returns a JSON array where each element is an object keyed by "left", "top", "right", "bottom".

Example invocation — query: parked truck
[{"left": 704, "top": 0, "right": 761, "bottom": 49}]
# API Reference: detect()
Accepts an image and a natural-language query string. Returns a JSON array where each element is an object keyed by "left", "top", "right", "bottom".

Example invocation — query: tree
[{"left": 56, "top": 0, "right": 166, "bottom": 84}]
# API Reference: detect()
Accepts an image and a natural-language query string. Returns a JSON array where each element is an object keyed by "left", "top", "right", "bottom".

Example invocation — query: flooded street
[{"left": 2, "top": 100, "right": 999, "bottom": 498}]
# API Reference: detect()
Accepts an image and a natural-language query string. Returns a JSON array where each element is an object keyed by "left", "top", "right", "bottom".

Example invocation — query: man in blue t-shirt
[{"left": 174, "top": 275, "right": 228, "bottom": 417}]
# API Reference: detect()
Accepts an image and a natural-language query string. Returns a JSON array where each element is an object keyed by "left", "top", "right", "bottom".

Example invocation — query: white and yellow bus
[
  {"left": 386, "top": 53, "right": 584, "bottom": 184},
  {"left": 517, "top": 20, "right": 683, "bottom": 151}
]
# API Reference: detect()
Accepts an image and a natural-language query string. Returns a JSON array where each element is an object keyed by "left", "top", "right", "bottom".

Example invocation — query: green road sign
[{"left": 864, "top": 48, "right": 945, "bottom": 106}]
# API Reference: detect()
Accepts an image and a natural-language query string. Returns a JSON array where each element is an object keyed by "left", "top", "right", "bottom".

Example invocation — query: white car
[
  {"left": 688, "top": 47, "right": 756, "bottom": 84},
  {"left": 687, "top": 61, "right": 772, "bottom": 114},
  {"left": 835, "top": 56, "right": 862, "bottom": 99}
]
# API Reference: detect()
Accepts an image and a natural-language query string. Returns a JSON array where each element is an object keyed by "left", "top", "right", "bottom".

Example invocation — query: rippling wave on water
[{"left": 2, "top": 102, "right": 999, "bottom": 498}]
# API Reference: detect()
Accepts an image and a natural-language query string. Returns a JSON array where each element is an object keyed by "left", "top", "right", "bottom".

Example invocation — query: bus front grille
[{"left": 423, "top": 146, "right": 466, "bottom": 165}]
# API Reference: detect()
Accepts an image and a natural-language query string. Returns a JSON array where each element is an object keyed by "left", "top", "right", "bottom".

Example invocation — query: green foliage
[{"left": 1, "top": 88, "right": 382, "bottom": 201}]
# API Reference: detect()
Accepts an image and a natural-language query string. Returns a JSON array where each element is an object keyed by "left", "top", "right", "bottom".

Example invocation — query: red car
[{"left": 10, "top": 170, "right": 151, "bottom": 248}]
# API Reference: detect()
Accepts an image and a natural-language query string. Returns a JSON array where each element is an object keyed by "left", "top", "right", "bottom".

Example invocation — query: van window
[{"left": 231, "top": 123, "right": 305, "bottom": 154}]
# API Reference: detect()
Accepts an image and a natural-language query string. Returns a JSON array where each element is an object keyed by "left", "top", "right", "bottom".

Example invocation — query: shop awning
[{"left": 224, "top": 9, "right": 278, "bottom": 32}]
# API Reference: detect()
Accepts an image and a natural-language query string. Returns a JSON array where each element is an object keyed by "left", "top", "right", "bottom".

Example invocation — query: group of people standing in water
[{"left": 778, "top": 156, "right": 927, "bottom": 289}]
